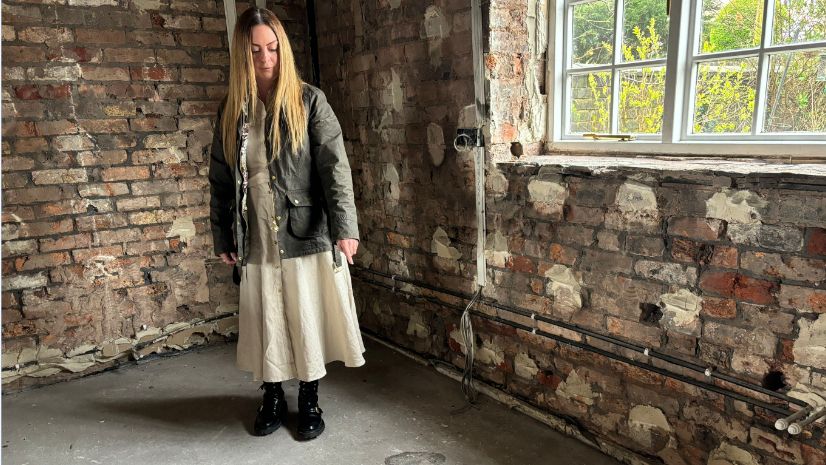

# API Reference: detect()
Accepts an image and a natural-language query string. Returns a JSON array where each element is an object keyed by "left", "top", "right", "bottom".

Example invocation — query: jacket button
[
  {"left": 279, "top": 249, "right": 284, "bottom": 254},
  {"left": 271, "top": 175, "right": 276, "bottom": 180}
]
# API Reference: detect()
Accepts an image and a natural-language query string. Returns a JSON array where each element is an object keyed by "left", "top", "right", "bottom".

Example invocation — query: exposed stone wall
[
  {"left": 1, "top": 0, "right": 310, "bottom": 390},
  {"left": 315, "top": 2, "right": 826, "bottom": 465},
  {"left": 313, "top": 0, "right": 478, "bottom": 291},
  {"left": 356, "top": 158, "right": 826, "bottom": 465}
]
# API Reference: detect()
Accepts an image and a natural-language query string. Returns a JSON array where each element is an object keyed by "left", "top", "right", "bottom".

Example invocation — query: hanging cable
[{"left": 460, "top": 287, "right": 482, "bottom": 403}]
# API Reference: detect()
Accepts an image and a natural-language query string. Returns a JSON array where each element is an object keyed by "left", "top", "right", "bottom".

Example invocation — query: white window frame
[{"left": 546, "top": 0, "right": 826, "bottom": 159}]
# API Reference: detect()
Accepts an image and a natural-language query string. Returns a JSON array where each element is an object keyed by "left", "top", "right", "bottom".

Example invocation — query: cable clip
[
  {"left": 530, "top": 313, "right": 537, "bottom": 334},
  {"left": 704, "top": 367, "right": 714, "bottom": 377},
  {"left": 643, "top": 348, "right": 650, "bottom": 356},
  {"left": 391, "top": 274, "right": 397, "bottom": 292}
]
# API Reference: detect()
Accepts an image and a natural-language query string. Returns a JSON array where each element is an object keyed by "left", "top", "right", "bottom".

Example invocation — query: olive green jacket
[{"left": 208, "top": 83, "right": 359, "bottom": 268}]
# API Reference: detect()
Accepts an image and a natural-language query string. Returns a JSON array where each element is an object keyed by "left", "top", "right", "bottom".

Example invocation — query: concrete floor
[{"left": 3, "top": 336, "right": 623, "bottom": 465}]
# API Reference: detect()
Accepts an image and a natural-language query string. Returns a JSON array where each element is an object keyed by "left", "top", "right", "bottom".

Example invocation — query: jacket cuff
[
  {"left": 331, "top": 213, "right": 359, "bottom": 242},
  {"left": 212, "top": 228, "right": 235, "bottom": 256}
]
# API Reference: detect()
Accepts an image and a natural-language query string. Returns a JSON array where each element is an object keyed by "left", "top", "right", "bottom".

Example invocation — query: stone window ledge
[{"left": 498, "top": 155, "right": 826, "bottom": 181}]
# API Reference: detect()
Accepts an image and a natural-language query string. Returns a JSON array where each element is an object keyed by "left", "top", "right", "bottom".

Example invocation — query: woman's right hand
[{"left": 219, "top": 252, "right": 238, "bottom": 265}]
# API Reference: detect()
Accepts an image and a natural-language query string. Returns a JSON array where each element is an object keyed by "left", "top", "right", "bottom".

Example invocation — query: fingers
[
  {"left": 219, "top": 252, "right": 237, "bottom": 266},
  {"left": 337, "top": 239, "right": 358, "bottom": 265}
]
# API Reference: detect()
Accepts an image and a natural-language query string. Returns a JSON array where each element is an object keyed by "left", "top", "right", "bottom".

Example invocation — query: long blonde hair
[{"left": 220, "top": 7, "right": 306, "bottom": 167}]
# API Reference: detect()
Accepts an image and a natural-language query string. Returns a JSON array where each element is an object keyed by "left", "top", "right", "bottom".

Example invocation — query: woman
[{"left": 207, "top": 7, "right": 366, "bottom": 440}]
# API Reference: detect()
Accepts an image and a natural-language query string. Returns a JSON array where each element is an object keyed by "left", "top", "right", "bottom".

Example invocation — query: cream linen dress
[{"left": 236, "top": 100, "right": 366, "bottom": 383}]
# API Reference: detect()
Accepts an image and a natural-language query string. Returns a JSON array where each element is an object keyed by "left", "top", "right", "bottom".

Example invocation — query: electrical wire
[{"left": 460, "top": 287, "right": 483, "bottom": 404}]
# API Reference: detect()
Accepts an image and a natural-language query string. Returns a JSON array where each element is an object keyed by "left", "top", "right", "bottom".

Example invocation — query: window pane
[
  {"left": 699, "top": 0, "right": 764, "bottom": 53},
  {"left": 692, "top": 57, "right": 758, "bottom": 133},
  {"left": 763, "top": 49, "right": 826, "bottom": 132},
  {"left": 572, "top": 0, "right": 615, "bottom": 66},
  {"left": 619, "top": 67, "right": 666, "bottom": 133},
  {"left": 773, "top": 0, "right": 826, "bottom": 45},
  {"left": 569, "top": 72, "right": 612, "bottom": 133},
  {"left": 621, "top": 0, "right": 670, "bottom": 62}
]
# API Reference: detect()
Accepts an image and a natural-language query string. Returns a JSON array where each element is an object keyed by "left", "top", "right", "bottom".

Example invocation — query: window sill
[
  {"left": 499, "top": 154, "right": 826, "bottom": 179},
  {"left": 545, "top": 141, "right": 826, "bottom": 163}
]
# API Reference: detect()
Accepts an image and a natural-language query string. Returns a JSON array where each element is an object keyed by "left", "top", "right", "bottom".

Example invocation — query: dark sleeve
[
  {"left": 309, "top": 88, "right": 360, "bottom": 242},
  {"left": 208, "top": 98, "right": 237, "bottom": 256}
]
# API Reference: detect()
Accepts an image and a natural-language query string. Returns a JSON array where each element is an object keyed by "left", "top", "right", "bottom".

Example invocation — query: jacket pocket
[{"left": 285, "top": 189, "right": 328, "bottom": 238}]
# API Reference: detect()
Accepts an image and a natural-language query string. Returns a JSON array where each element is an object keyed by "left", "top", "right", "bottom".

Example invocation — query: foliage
[{"left": 569, "top": 0, "right": 826, "bottom": 134}]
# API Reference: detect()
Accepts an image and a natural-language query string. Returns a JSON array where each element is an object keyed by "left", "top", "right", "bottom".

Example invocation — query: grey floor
[{"left": 3, "top": 336, "right": 623, "bottom": 465}]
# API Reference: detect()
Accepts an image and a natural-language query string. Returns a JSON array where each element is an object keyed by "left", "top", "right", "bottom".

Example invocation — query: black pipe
[{"left": 350, "top": 265, "right": 807, "bottom": 412}]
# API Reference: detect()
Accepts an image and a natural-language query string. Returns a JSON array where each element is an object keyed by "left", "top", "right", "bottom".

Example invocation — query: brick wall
[
  {"left": 314, "top": 1, "right": 826, "bottom": 465},
  {"left": 1, "top": 0, "right": 311, "bottom": 390},
  {"left": 314, "top": 0, "right": 478, "bottom": 291}
]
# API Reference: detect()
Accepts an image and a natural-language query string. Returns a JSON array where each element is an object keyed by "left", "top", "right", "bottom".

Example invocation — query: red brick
[
  {"left": 4, "top": 46, "right": 45, "bottom": 64},
  {"left": 77, "top": 119, "right": 129, "bottom": 134},
  {"left": 154, "top": 164, "right": 196, "bottom": 178},
  {"left": 81, "top": 65, "right": 130, "bottom": 81},
  {"left": 103, "top": 48, "right": 156, "bottom": 63},
  {"left": 699, "top": 271, "right": 776, "bottom": 304},
  {"left": 178, "top": 32, "right": 222, "bottom": 48},
  {"left": 801, "top": 443, "right": 826, "bottom": 465},
  {"left": 101, "top": 166, "right": 149, "bottom": 182},
  {"left": 14, "top": 138, "right": 49, "bottom": 154},
  {"left": 670, "top": 238, "right": 706, "bottom": 263},
  {"left": 806, "top": 227, "right": 826, "bottom": 257},
  {"left": 4, "top": 121, "right": 38, "bottom": 138},
  {"left": 129, "top": 117, "right": 177, "bottom": 132},
  {"left": 75, "top": 213, "right": 129, "bottom": 232},
  {"left": 75, "top": 29, "right": 125, "bottom": 45},
  {"left": 699, "top": 271, "right": 737, "bottom": 297},
  {"left": 778, "top": 285, "right": 826, "bottom": 314},
  {"left": 179, "top": 101, "right": 219, "bottom": 116},
  {"left": 180, "top": 67, "right": 223, "bottom": 83},
  {"left": 129, "top": 66, "right": 178, "bottom": 81},
  {"left": 15, "top": 252, "right": 72, "bottom": 271},
  {"left": 701, "top": 297, "right": 737, "bottom": 319},
  {"left": 115, "top": 196, "right": 162, "bottom": 212},
  {"left": 779, "top": 338, "right": 795, "bottom": 363},
  {"left": 668, "top": 217, "right": 723, "bottom": 241},
  {"left": 18, "top": 219, "right": 74, "bottom": 238},
  {"left": 46, "top": 46, "right": 101, "bottom": 63},
  {"left": 131, "top": 30, "right": 175, "bottom": 46},
  {"left": 386, "top": 231, "right": 412, "bottom": 248},
  {"left": 3, "top": 186, "right": 62, "bottom": 204},
  {"left": 71, "top": 245, "right": 123, "bottom": 262},
  {"left": 709, "top": 245, "right": 738, "bottom": 268},
  {"left": 563, "top": 204, "right": 604, "bottom": 226},
  {"left": 125, "top": 239, "right": 172, "bottom": 255},
  {"left": 506, "top": 255, "right": 535, "bottom": 273},
  {"left": 39, "top": 234, "right": 92, "bottom": 252},
  {"left": 95, "top": 228, "right": 144, "bottom": 245},
  {"left": 14, "top": 84, "right": 71, "bottom": 100},
  {"left": 735, "top": 275, "right": 777, "bottom": 305},
  {"left": 35, "top": 120, "right": 78, "bottom": 136},
  {"left": 607, "top": 317, "right": 662, "bottom": 348}
]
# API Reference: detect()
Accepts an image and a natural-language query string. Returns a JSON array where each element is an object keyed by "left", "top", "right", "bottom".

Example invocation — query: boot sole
[
  {"left": 297, "top": 419, "right": 325, "bottom": 440},
  {"left": 253, "top": 421, "right": 283, "bottom": 436}
]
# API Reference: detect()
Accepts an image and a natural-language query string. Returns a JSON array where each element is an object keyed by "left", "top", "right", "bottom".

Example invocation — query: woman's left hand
[{"left": 336, "top": 238, "right": 359, "bottom": 265}]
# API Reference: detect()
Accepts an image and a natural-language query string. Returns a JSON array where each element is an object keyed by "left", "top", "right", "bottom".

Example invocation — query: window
[{"left": 549, "top": 0, "right": 826, "bottom": 154}]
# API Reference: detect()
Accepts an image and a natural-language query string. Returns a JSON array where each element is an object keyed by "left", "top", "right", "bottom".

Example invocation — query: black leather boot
[
  {"left": 253, "top": 381, "right": 287, "bottom": 436},
  {"left": 297, "top": 379, "right": 325, "bottom": 440}
]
